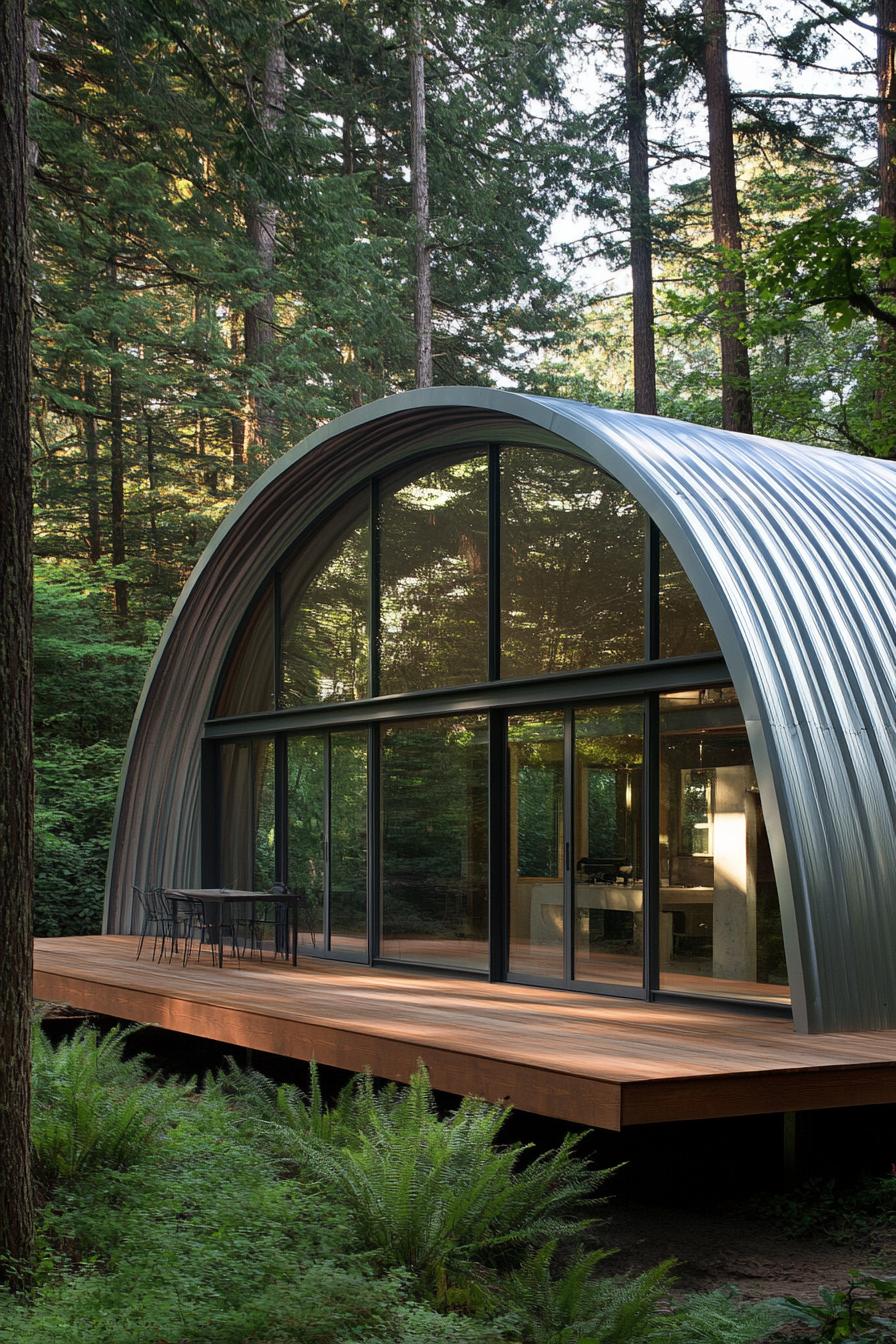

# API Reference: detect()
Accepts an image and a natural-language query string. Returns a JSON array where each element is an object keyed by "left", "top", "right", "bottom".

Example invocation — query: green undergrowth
[
  {"left": 1, "top": 1023, "right": 788, "bottom": 1343},
  {"left": 751, "top": 1174, "right": 896, "bottom": 1247}
]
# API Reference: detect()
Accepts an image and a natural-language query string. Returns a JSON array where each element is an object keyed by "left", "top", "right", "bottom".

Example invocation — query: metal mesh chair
[
  {"left": 134, "top": 885, "right": 177, "bottom": 961},
  {"left": 177, "top": 895, "right": 241, "bottom": 966}
]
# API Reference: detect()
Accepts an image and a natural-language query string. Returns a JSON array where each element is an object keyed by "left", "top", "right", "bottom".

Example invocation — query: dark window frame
[{"left": 202, "top": 441, "right": 789, "bottom": 1016}]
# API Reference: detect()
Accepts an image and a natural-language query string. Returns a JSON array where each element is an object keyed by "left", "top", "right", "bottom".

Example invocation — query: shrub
[
  {"left": 30, "top": 1023, "right": 185, "bottom": 1185},
  {"left": 260, "top": 1063, "right": 610, "bottom": 1298}
]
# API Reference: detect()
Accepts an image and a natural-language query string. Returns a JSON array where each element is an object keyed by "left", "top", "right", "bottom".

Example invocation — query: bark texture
[
  {"left": 81, "top": 370, "right": 101, "bottom": 562},
  {"left": 245, "top": 24, "right": 285, "bottom": 455},
  {"left": 0, "top": 0, "right": 36, "bottom": 1279},
  {"left": 409, "top": 2, "right": 433, "bottom": 388},
  {"left": 623, "top": 0, "right": 657, "bottom": 415},
  {"left": 877, "top": 0, "right": 896, "bottom": 455},
  {"left": 107, "top": 256, "right": 128, "bottom": 618},
  {"left": 703, "top": 0, "right": 753, "bottom": 434}
]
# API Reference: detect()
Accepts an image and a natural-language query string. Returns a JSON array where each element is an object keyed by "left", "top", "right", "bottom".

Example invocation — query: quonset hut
[{"left": 104, "top": 389, "right": 896, "bottom": 1035}]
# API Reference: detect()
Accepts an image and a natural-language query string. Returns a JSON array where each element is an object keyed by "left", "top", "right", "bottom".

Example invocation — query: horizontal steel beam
[{"left": 203, "top": 653, "right": 731, "bottom": 740}]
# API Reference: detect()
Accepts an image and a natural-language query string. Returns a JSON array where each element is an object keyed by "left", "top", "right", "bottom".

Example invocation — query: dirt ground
[{"left": 603, "top": 1198, "right": 896, "bottom": 1300}]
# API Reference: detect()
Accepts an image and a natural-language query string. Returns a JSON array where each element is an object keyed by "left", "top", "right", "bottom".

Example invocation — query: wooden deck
[{"left": 33, "top": 935, "right": 896, "bottom": 1131}]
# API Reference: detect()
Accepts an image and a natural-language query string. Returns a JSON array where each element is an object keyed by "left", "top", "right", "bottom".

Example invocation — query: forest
[
  {"left": 24, "top": 0, "right": 895, "bottom": 938},
  {"left": 3, "top": 0, "right": 896, "bottom": 1329}
]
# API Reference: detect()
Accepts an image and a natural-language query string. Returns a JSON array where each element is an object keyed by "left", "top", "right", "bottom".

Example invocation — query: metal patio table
[{"left": 166, "top": 888, "right": 299, "bottom": 968}]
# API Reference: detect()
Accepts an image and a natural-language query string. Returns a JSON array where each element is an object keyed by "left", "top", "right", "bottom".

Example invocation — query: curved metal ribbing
[{"left": 106, "top": 389, "right": 896, "bottom": 1034}]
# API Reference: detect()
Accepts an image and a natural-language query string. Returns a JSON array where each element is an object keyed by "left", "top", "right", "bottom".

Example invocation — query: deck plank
[{"left": 33, "top": 936, "right": 896, "bottom": 1129}]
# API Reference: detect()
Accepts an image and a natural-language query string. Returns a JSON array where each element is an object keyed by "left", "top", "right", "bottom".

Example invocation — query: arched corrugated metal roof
[{"left": 105, "top": 388, "right": 896, "bottom": 1034}]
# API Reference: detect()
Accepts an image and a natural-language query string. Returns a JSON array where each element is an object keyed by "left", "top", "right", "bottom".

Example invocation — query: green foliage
[
  {"left": 749, "top": 1174, "right": 896, "bottom": 1246},
  {"left": 33, "top": 562, "right": 156, "bottom": 936},
  {"left": 10, "top": 1036, "right": 795, "bottom": 1343},
  {"left": 226, "top": 1062, "right": 609, "bottom": 1297},
  {"left": 657, "top": 1289, "right": 785, "bottom": 1343},
  {"left": 30, "top": 1024, "right": 184, "bottom": 1185},
  {"left": 776, "top": 1272, "right": 896, "bottom": 1342},
  {"left": 504, "top": 1244, "right": 671, "bottom": 1344}
]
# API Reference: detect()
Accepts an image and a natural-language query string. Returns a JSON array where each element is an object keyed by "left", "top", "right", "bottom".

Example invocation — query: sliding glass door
[
  {"left": 285, "top": 729, "right": 369, "bottom": 960},
  {"left": 214, "top": 687, "right": 786, "bottom": 1005},
  {"left": 573, "top": 704, "right": 644, "bottom": 988},
  {"left": 506, "top": 700, "right": 646, "bottom": 992},
  {"left": 380, "top": 715, "right": 489, "bottom": 971}
]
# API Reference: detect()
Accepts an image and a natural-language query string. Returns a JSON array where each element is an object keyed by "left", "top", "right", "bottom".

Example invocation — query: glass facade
[
  {"left": 658, "top": 536, "right": 719, "bottom": 659},
  {"left": 219, "top": 739, "right": 276, "bottom": 889},
  {"left": 658, "top": 688, "right": 788, "bottom": 1001},
  {"left": 214, "top": 584, "right": 276, "bottom": 718},
  {"left": 329, "top": 731, "right": 368, "bottom": 955},
  {"left": 574, "top": 703, "right": 644, "bottom": 988},
  {"left": 209, "top": 443, "right": 789, "bottom": 1011},
  {"left": 281, "top": 498, "right": 369, "bottom": 706},
  {"left": 380, "top": 455, "right": 488, "bottom": 694},
  {"left": 286, "top": 734, "right": 325, "bottom": 948},
  {"left": 508, "top": 710, "right": 565, "bottom": 981},
  {"left": 500, "top": 446, "right": 645, "bottom": 678},
  {"left": 381, "top": 715, "right": 489, "bottom": 970}
]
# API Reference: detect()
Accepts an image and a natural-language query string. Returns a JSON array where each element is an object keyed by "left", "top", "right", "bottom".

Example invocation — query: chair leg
[{"left": 136, "top": 916, "right": 149, "bottom": 961}]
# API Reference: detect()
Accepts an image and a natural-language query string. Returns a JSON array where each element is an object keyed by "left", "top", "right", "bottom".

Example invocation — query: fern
[
  {"left": 508, "top": 1245, "right": 674, "bottom": 1344},
  {"left": 31, "top": 1024, "right": 185, "bottom": 1185},
  {"left": 657, "top": 1288, "right": 786, "bottom": 1343},
  {"left": 256, "top": 1063, "right": 611, "bottom": 1296}
]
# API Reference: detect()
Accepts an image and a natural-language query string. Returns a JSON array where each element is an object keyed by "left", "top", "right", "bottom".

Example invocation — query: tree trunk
[
  {"left": 703, "top": 0, "right": 753, "bottom": 434},
  {"left": 244, "top": 23, "right": 285, "bottom": 458},
  {"left": 0, "top": 0, "right": 35, "bottom": 1282},
  {"left": 144, "top": 408, "right": 160, "bottom": 572},
  {"left": 623, "top": 0, "right": 657, "bottom": 415},
  {"left": 107, "top": 257, "right": 128, "bottom": 618},
  {"left": 876, "top": 0, "right": 896, "bottom": 455},
  {"left": 228, "top": 309, "right": 245, "bottom": 478},
  {"left": 81, "top": 370, "right": 101, "bottom": 563},
  {"left": 409, "top": 1, "right": 433, "bottom": 389}
]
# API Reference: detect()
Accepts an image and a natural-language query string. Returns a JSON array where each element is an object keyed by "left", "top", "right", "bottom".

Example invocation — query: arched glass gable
[
  {"left": 214, "top": 443, "right": 718, "bottom": 715},
  {"left": 209, "top": 440, "right": 785, "bottom": 1007}
]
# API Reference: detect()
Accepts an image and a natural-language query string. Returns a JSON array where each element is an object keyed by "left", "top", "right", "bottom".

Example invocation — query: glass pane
[
  {"left": 658, "top": 536, "right": 719, "bottom": 658},
  {"left": 330, "top": 731, "right": 368, "bottom": 957},
  {"left": 281, "top": 497, "right": 369, "bottom": 706},
  {"left": 501, "top": 446, "right": 645, "bottom": 679},
  {"left": 380, "top": 455, "right": 488, "bottom": 694},
  {"left": 508, "top": 710, "right": 565, "bottom": 980},
  {"left": 381, "top": 715, "right": 488, "bottom": 970},
  {"left": 286, "top": 734, "right": 325, "bottom": 949},
  {"left": 219, "top": 739, "right": 275, "bottom": 889},
  {"left": 574, "top": 703, "right": 644, "bottom": 987},
  {"left": 214, "top": 585, "right": 275, "bottom": 717},
  {"left": 659, "top": 686, "right": 789, "bottom": 1002}
]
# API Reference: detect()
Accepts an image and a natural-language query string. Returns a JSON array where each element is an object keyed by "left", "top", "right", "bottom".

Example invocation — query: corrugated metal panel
[{"left": 106, "top": 389, "right": 896, "bottom": 1033}]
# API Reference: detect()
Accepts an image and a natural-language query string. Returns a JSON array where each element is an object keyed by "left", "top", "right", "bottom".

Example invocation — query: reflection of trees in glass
[
  {"left": 658, "top": 536, "right": 718, "bottom": 658},
  {"left": 214, "top": 586, "right": 276, "bottom": 717},
  {"left": 517, "top": 764, "right": 561, "bottom": 877},
  {"left": 219, "top": 738, "right": 275, "bottom": 889},
  {"left": 286, "top": 735, "right": 325, "bottom": 932},
  {"left": 330, "top": 731, "right": 368, "bottom": 941},
  {"left": 380, "top": 457, "right": 488, "bottom": 694},
  {"left": 381, "top": 715, "right": 488, "bottom": 968},
  {"left": 253, "top": 741, "right": 276, "bottom": 889},
  {"left": 587, "top": 769, "right": 617, "bottom": 858},
  {"left": 501, "top": 446, "right": 644, "bottom": 678},
  {"left": 282, "top": 514, "right": 369, "bottom": 706},
  {"left": 509, "top": 712, "right": 564, "bottom": 879}
]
